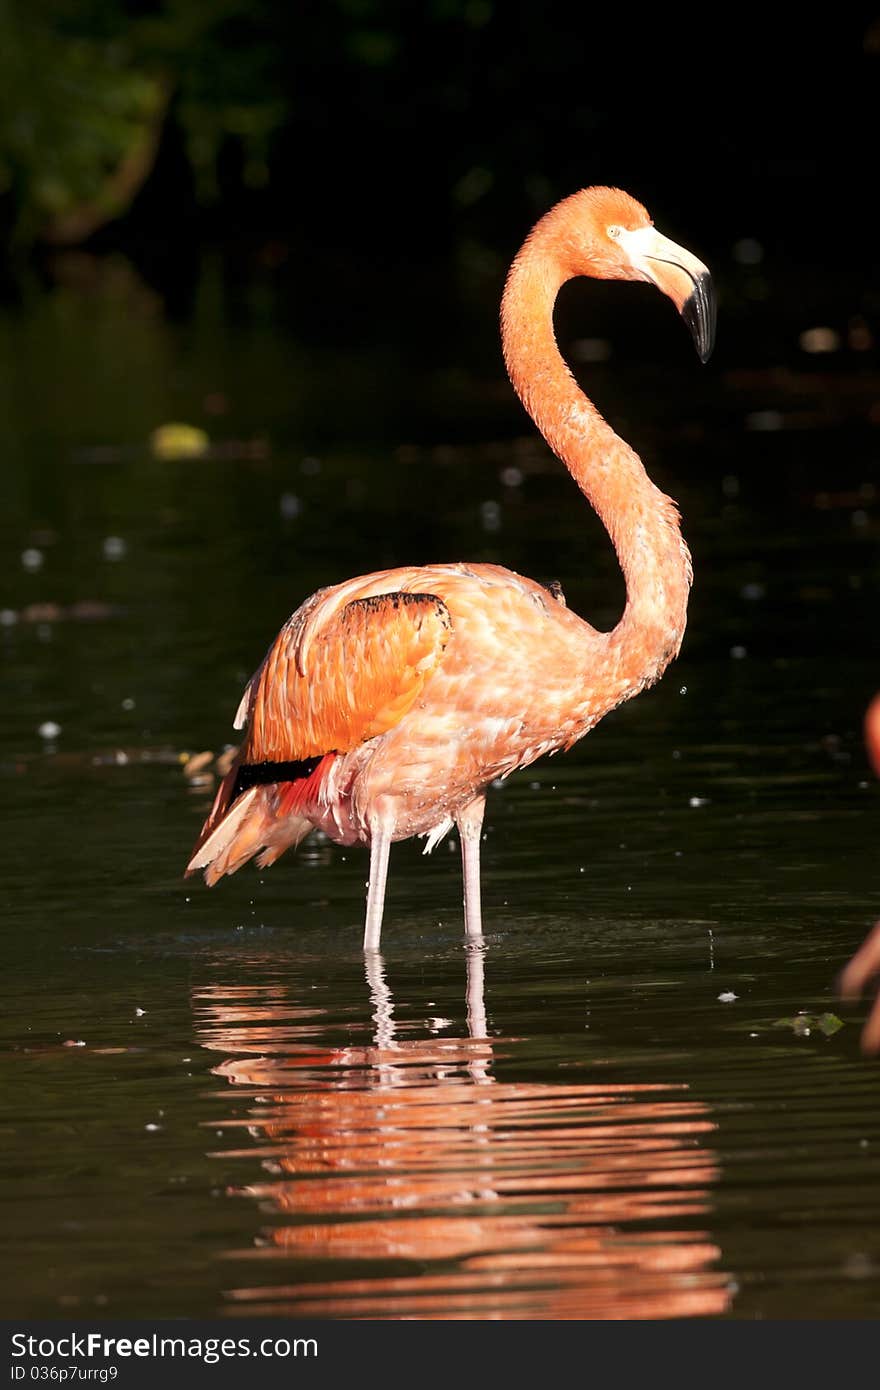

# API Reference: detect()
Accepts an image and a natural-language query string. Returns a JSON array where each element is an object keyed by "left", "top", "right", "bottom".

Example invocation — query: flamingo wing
[
  {"left": 242, "top": 589, "right": 453, "bottom": 761},
  {"left": 187, "top": 590, "right": 452, "bottom": 881}
]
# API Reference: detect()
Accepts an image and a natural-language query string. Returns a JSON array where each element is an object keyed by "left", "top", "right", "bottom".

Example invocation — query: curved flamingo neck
[{"left": 500, "top": 234, "right": 691, "bottom": 692}]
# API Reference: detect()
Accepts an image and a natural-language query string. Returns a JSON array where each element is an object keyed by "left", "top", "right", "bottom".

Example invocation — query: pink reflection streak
[{"left": 194, "top": 950, "right": 730, "bottom": 1319}]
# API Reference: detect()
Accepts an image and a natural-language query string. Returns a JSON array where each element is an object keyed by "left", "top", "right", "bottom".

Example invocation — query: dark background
[
  {"left": 4, "top": 5, "right": 880, "bottom": 1323},
  {"left": 4, "top": 4, "right": 880, "bottom": 329}
]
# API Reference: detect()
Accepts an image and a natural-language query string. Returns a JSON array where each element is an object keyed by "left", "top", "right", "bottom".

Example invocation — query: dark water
[{"left": 2, "top": 256, "right": 879, "bottom": 1320}]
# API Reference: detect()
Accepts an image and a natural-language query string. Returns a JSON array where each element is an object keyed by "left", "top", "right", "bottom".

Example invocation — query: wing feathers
[
  {"left": 187, "top": 587, "right": 452, "bottom": 886},
  {"left": 245, "top": 590, "right": 451, "bottom": 762}
]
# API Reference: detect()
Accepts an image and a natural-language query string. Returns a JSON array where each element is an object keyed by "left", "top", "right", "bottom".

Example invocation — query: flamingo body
[
  {"left": 187, "top": 187, "right": 715, "bottom": 949},
  {"left": 190, "top": 560, "right": 660, "bottom": 860}
]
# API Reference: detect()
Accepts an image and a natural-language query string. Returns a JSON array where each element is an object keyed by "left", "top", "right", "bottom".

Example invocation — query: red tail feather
[
  {"left": 186, "top": 754, "right": 336, "bottom": 884},
  {"left": 276, "top": 756, "right": 336, "bottom": 817}
]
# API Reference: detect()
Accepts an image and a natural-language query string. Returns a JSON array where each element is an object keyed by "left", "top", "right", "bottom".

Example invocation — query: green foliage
[
  {"left": 772, "top": 1012, "right": 845, "bottom": 1038},
  {"left": 0, "top": 0, "right": 285, "bottom": 241},
  {"left": 0, "top": 0, "right": 504, "bottom": 243}
]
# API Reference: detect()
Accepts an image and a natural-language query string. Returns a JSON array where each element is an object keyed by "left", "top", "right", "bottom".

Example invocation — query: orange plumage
[
  {"left": 243, "top": 591, "right": 452, "bottom": 760},
  {"left": 187, "top": 187, "right": 715, "bottom": 949}
]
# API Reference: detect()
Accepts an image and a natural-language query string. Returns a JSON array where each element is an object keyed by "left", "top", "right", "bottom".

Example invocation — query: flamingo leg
[
  {"left": 465, "top": 940, "right": 488, "bottom": 1045},
  {"left": 363, "top": 825, "right": 392, "bottom": 952},
  {"left": 456, "top": 794, "right": 486, "bottom": 943},
  {"left": 839, "top": 918, "right": 880, "bottom": 1055}
]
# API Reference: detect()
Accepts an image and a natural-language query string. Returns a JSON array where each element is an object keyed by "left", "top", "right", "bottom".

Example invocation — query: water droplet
[
  {"left": 745, "top": 410, "right": 783, "bottom": 432},
  {"left": 732, "top": 238, "right": 763, "bottom": 265},
  {"left": 740, "top": 582, "right": 766, "bottom": 601},
  {"left": 102, "top": 536, "right": 127, "bottom": 561},
  {"left": 571, "top": 336, "right": 611, "bottom": 363},
  {"left": 799, "top": 325, "right": 840, "bottom": 354}
]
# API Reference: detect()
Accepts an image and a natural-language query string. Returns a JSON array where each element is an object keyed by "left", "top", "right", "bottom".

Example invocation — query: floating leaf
[
  {"left": 151, "top": 423, "right": 210, "bottom": 460},
  {"left": 772, "top": 1012, "right": 845, "bottom": 1038},
  {"left": 816, "top": 1012, "right": 844, "bottom": 1037}
]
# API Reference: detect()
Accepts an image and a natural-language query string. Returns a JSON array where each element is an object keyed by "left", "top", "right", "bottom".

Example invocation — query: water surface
[{"left": 1, "top": 256, "right": 879, "bottom": 1319}]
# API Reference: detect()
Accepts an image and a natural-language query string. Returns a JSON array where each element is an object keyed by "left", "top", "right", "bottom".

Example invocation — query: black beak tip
[{"left": 682, "top": 271, "right": 716, "bottom": 364}]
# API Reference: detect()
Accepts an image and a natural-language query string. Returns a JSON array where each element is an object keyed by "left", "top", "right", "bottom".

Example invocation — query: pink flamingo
[
  {"left": 839, "top": 694, "right": 880, "bottom": 1051},
  {"left": 187, "top": 186, "right": 714, "bottom": 950}
]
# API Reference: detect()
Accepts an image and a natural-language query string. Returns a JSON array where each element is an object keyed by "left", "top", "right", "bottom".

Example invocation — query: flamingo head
[{"left": 555, "top": 186, "right": 716, "bottom": 362}]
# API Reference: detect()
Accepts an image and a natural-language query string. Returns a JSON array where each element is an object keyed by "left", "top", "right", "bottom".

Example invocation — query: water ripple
[{"left": 194, "top": 953, "right": 731, "bottom": 1319}]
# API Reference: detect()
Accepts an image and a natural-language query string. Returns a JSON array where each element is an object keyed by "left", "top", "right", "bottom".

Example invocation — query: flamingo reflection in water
[{"left": 194, "top": 950, "right": 732, "bottom": 1319}]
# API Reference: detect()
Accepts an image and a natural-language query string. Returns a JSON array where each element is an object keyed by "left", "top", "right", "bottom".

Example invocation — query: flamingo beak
[{"left": 618, "top": 226, "right": 716, "bottom": 362}]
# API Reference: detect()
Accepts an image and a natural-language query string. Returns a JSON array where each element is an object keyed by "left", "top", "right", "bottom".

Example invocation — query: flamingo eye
[{"left": 607, "top": 225, "right": 622, "bottom": 239}]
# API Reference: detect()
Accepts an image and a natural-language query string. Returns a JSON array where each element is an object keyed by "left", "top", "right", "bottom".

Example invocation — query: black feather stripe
[{"left": 232, "top": 757, "right": 322, "bottom": 801}]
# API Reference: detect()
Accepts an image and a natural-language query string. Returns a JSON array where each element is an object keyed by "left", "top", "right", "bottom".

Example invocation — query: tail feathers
[
  {"left": 255, "top": 827, "right": 311, "bottom": 870},
  {"left": 187, "top": 787, "right": 262, "bottom": 884},
  {"left": 186, "top": 784, "right": 314, "bottom": 885},
  {"left": 275, "top": 758, "right": 335, "bottom": 817},
  {"left": 188, "top": 764, "right": 240, "bottom": 866},
  {"left": 185, "top": 754, "right": 335, "bottom": 885}
]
